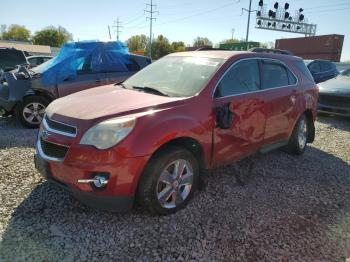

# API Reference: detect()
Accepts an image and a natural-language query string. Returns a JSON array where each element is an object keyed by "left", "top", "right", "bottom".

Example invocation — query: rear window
[{"left": 294, "top": 61, "right": 314, "bottom": 82}]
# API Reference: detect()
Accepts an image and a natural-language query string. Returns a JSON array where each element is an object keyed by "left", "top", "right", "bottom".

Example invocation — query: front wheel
[
  {"left": 137, "top": 146, "right": 199, "bottom": 215},
  {"left": 17, "top": 96, "right": 49, "bottom": 128},
  {"left": 285, "top": 114, "right": 309, "bottom": 155}
]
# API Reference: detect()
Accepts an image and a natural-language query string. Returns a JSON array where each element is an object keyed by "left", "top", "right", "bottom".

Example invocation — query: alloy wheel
[
  {"left": 22, "top": 102, "right": 46, "bottom": 125},
  {"left": 298, "top": 118, "right": 307, "bottom": 149},
  {"left": 156, "top": 159, "right": 194, "bottom": 209}
]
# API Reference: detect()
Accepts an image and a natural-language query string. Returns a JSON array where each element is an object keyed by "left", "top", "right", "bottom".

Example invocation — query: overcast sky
[{"left": 2, "top": 0, "right": 350, "bottom": 61}]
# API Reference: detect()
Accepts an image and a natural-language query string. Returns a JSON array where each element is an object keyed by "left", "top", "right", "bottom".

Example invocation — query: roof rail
[
  {"left": 249, "top": 48, "right": 294, "bottom": 56},
  {"left": 195, "top": 47, "right": 227, "bottom": 51}
]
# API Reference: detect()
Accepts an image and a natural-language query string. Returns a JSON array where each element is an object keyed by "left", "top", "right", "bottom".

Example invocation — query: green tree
[
  {"left": 2, "top": 24, "right": 30, "bottom": 41},
  {"left": 127, "top": 34, "right": 148, "bottom": 52},
  {"left": 146, "top": 35, "right": 173, "bottom": 60},
  {"left": 220, "top": 38, "right": 240, "bottom": 45},
  {"left": 193, "top": 37, "right": 212, "bottom": 47},
  {"left": 171, "top": 41, "right": 186, "bottom": 52},
  {"left": 33, "top": 26, "right": 73, "bottom": 47}
]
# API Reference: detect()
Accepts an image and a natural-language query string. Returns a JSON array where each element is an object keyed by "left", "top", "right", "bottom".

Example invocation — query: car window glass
[
  {"left": 76, "top": 56, "right": 92, "bottom": 74},
  {"left": 320, "top": 61, "right": 332, "bottom": 71},
  {"left": 288, "top": 70, "right": 297, "bottom": 85},
  {"left": 215, "top": 59, "right": 260, "bottom": 97},
  {"left": 262, "top": 61, "right": 289, "bottom": 89},
  {"left": 308, "top": 62, "right": 320, "bottom": 73}
]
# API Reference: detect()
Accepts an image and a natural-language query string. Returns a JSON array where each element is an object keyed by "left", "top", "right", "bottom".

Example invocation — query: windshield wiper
[{"left": 132, "top": 86, "right": 169, "bottom": 97}]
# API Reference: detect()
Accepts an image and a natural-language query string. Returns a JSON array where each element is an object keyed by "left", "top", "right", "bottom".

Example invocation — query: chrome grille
[{"left": 44, "top": 115, "right": 77, "bottom": 137}]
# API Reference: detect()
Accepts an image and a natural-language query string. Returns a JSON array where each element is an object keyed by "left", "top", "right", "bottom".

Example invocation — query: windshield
[
  {"left": 123, "top": 56, "right": 224, "bottom": 97},
  {"left": 341, "top": 68, "right": 350, "bottom": 77}
]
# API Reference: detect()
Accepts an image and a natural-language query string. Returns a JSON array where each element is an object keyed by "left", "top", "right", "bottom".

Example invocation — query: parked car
[
  {"left": 34, "top": 50, "right": 318, "bottom": 215},
  {"left": 0, "top": 41, "right": 151, "bottom": 128},
  {"left": 318, "top": 68, "right": 350, "bottom": 116},
  {"left": 26, "top": 55, "right": 53, "bottom": 68},
  {"left": 305, "top": 59, "right": 339, "bottom": 84},
  {"left": 0, "top": 47, "right": 29, "bottom": 72}
]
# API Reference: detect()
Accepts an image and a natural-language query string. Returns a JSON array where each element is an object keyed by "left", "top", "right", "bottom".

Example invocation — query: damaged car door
[{"left": 213, "top": 58, "right": 265, "bottom": 166}]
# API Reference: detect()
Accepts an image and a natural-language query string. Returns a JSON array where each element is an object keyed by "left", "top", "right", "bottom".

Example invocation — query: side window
[
  {"left": 320, "top": 61, "right": 332, "bottom": 72},
  {"left": 261, "top": 61, "right": 289, "bottom": 89},
  {"left": 215, "top": 59, "right": 260, "bottom": 97},
  {"left": 308, "top": 62, "right": 320, "bottom": 73}
]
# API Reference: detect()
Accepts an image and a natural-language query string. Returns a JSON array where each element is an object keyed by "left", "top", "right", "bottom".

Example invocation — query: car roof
[{"left": 167, "top": 50, "right": 302, "bottom": 62}]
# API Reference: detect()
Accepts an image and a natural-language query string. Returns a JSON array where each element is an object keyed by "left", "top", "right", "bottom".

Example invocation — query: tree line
[
  {"left": 0, "top": 24, "right": 273, "bottom": 60},
  {"left": 0, "top": 24, "right": 73, "bottom": 47}
]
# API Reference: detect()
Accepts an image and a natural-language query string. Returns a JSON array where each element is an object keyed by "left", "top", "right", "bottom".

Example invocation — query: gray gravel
[{"left": 0, "top": 115, "right": 349, "bottom": 262}]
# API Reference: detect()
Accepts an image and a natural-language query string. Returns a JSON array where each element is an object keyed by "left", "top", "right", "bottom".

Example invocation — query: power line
[
  {"left": 144, "top": 0, "right": 158, "bottom": 59},
  {"left": 156, "top": 1, "right": 240, "bottom": 27},
  {"left": 112, "top": 17, "right": 123, "bottom": 41}
]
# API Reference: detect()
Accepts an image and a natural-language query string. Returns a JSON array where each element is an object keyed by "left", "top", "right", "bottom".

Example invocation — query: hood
[
  {"left": 46, "top": 85, "right": 186, "bottom": 121},
  {"left": 319, "top": 76, "right": 350, "bottom": 96}
]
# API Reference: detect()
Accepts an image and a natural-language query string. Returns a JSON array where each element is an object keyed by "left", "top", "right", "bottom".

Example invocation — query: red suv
[{"left": 35, "top": 50, "right": 318, "bottom": 215}]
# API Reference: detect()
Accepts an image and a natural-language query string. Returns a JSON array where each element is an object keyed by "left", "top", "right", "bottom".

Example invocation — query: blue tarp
[{"left": 42, "top": 41, "right": 131, "bottom": 85}]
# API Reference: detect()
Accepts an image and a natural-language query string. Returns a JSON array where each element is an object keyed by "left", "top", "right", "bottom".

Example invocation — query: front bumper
[
  {"left": 318, "top": 103, "right": 350, "bottom": 117},
  {"left": 34, "top": 139, "right": 150, "bottom": 212},
  {"left": 0, "top": 84, "right": 15, "bottom": 112}
]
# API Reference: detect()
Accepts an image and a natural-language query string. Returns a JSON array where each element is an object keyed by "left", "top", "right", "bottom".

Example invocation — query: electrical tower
[
  {"left": 113, "top": 17, "right": 123, "bottom": 41},
  {"left": 144, "top": 0, "right": 158, "bottom": 59}
]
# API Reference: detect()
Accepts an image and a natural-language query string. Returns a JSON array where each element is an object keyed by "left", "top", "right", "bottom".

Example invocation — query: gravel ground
[{"left": 0, "top": 115, "right": 349, "bottom": 262}]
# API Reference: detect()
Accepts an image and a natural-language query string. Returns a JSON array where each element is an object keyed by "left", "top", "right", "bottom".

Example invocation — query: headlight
[{"left": 80, "top": 117, "right": 136, "bottom": 150}]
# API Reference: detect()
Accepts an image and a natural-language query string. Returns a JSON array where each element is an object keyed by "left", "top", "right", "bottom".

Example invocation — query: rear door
[
  {"left": 213, "top": 58, "right": 266, "bottom": 166},
  {"left": 260, "top": 59, "right": 298, "bottom": 144}
]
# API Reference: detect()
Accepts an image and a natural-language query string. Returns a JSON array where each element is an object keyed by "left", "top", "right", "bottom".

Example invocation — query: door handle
[{"left": 95, "top": 79, "right": 101, "bottom": 83}]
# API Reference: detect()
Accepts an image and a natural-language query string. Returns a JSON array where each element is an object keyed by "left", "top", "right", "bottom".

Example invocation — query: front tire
[
  {"left": 137, "top": 146, "right": 199, "bottom": 215},
  {"left": 285, "top": 114, "right": 309, "bottom": 155},
  {"left": 17, "top": 95, "right": 49, "bottom": 128}
]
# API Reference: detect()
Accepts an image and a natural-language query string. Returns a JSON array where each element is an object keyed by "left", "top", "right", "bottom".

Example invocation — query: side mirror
[{"left": 216, "top": 103, "right": 234, "bottom": 129}]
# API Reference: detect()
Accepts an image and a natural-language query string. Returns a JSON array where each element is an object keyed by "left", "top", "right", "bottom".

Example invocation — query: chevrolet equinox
[{"left": 35, "top": 50, "right": 319, "bottom": 215}]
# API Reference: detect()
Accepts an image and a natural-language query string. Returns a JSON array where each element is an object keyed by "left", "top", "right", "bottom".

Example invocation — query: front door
[{"left": 213, "top": 59, "right": 266, "bottom": 167}]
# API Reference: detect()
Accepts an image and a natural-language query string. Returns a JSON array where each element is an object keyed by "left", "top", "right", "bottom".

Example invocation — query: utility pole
[
  {"left": 145, "top": 0, "right": 158, "bottom": 59},
  {"left": 242, "top": 0, "right": 255, "bottom": 50},
  {"left": 108, "top": 25, "right": 112, "bottom": 40},
  {"left": 231, "top": 28, "right": 235, "bottom": 40},
  {"left": 113, "top": 17, "right": 123, "bottom": 41}
]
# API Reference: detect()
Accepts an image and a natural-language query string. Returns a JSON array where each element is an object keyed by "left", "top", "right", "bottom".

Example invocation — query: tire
[
  {"left": 137, "top": 146, "right": 199, "bottom": 215},
  {"left": 285, "top": 114, "right": 308, "bottom": 155},
  {"left": 17, "top": 95, "right": 49, "bottom": 128}
]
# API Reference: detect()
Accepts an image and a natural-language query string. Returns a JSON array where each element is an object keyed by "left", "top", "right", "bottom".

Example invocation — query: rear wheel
[
  {"left": 17, "top": 95, "right": 49, "bottom": 128},
  {"left": 137, "top": 146, "right": 199, "bottom": 215},
  {"left": 285, "top": 114, "right": 308, "bottom": 155}
]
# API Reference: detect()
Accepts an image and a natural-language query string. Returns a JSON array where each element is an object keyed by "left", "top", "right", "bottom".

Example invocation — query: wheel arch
[
  {"left": 23, "top": 89, "right": 56, "bottom": 103},
  {"left": 149, "top": 136, "right": 206, "bottom": 171},
  {"left": 303, "top": 109, "right": 315, "bottom": 143}
]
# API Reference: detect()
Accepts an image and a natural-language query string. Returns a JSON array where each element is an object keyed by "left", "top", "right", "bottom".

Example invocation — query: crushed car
[
  {"left": 0, "top": 41, "right": 151, "bottom": 128},
  {"left": 34, "top": 49, "right": 319, "bottom": 215},
  {"left": 318, "top": 68, "right": 350, "bottom": 117}
]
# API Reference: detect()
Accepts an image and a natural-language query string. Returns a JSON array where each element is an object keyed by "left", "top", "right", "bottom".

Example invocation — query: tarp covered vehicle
[{"left": 0, "top": 41, "right": 151, "bottom": 128}]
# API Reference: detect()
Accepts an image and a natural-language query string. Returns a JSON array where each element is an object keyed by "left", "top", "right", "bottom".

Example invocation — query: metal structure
[
  {"left": 144, "top": 0, "right": 158, "bottom": 59},
  {"left": 113, "top": 17, "right": 123, "bottom": 41},
  {"left": 255, "top": 1, "right": 317, "bottom": 36}
]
